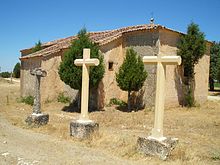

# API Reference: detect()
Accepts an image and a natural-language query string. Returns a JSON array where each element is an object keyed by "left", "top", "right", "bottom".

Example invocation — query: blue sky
[{"left": 0, "top": 0, "right": 219, "bottom": 72}]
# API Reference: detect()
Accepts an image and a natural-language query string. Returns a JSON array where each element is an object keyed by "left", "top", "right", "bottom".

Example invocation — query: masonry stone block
[
  {"left": 70, "top": 120, "right": 99, "bottom": 139},
  {"left": 137, "top": 136, "right": 178, "bottom": 160},
  {"left": 25, "top": 113, "right": 49, "bottom": 127}
]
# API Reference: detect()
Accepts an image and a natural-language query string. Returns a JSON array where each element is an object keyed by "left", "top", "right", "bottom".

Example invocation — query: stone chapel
[{"left": 20, "top": 22, "right": 212, "bottom": 109}]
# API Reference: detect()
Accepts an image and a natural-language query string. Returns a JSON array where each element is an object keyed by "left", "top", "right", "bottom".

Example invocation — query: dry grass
[{"left": 0, "top": 78, "right": 220, "bottom": 164}]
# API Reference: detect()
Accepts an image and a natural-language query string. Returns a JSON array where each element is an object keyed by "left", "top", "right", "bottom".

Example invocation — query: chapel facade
[{"left": 20, "top": 23, "right": 211, "bottom": 109}]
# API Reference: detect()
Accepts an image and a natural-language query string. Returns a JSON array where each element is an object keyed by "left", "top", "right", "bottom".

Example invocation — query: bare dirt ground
[
  {"left": 0, "top": 78, "right": 220, "bottom": 165},
  {"left": 208, "top": 89, "right": 220, "bottom": 101}
]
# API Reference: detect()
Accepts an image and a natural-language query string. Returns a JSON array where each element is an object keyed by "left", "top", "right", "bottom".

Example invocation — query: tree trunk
[
  {"left": 77, "top": 90, "right": 81, "bottom": 111},
  {"left": 187, "top": 78, "right": 195, "bottom": 107},
  {"left": 209, "top": 77, "right": 214, "bottom": 91},
  {"left": 182, "top": 76, "right": 195, "bottom": 107},
  {"left": 128, "top": 91, "right": 131, "bottom": 112}
]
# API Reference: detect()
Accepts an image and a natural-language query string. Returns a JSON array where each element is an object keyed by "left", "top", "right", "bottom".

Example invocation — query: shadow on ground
[
  {"left": 209, "top": 89, "right": 220, "bottom": 96},
  {"left": 61, "top": 100, "right": 104, "bottom": 113},
  {"left": 115, "top": 105, "right": 144, "bottom": 113}
]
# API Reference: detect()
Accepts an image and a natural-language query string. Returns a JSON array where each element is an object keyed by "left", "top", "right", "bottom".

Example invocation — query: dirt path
[
  {"left": 2, "top": 78, "right": 20, "bottom": 83},
  {"left": 208, "top": 95, "right": 220, "bottom": 101},
  {"left": 0, "top": 115, "right": 143, "bottom": 165}
]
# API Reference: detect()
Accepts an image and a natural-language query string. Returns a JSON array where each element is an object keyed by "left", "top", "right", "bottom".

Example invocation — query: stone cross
[
  {"left": 74, "top": 48, "right": 99, "bottom": 121},
  {"left": 30, "top": 68, "right": 47, "bottom": 114},
  {"left": 143, "top": 53, "right": 181, "bottom": 140}
]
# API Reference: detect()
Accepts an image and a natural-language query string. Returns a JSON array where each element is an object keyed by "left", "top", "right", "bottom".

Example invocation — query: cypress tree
[
  {"left": 13, "top": 62, "right": 20, "bottom": 78},
  {"left": 209, "top": 42, "right": 220, "bottom": 90},
  {"left": 116, "top": 48, "right": 147, "bottom": 111},
  {"left": 177, "top": 22, "right": 206, "bottom": 106},
  {"left": 58, "top": 28, "right": 105, "bottom": 109}
]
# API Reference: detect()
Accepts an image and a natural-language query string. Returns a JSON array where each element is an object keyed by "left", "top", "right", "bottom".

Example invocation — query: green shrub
[
  {"left": 21, "top": 96, "right": 34, "bottom": 106},
  {"left": 0, "top": 72, "right": 11, "bottom": 78},
  {"left": 57, "top": 93, "right": 70, "bottom": 103},
  {"left": 109, "top": 98, "right": 127, "bottom": 107}
]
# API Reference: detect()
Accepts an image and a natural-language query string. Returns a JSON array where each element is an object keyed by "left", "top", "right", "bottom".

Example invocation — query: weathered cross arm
[
  {"left": 74, "top": 59, "right": 99, "bottom": 66},
  {"left": 30, "top": 68, "right": 47, "bottom": 77},
  {"left": 143, "top": 56, "right": 181, "bottom": 65}
]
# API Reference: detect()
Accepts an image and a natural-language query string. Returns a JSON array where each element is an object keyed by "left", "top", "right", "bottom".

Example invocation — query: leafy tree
[
  {"left": 116, "top": 48, "right": 147, "bottom": 111},
  {"left": 217, "top": 59, "right": 220, "bottom": 82},
  {"left": 32, "top": 40, "right": 42, "bottom": 53},
  {"left": 209, "top": 42, "right": 220, "bottom": 90},
  {"left": 13, "top": 62, "right": 20, "bottom": 78},
  {"left": 177, "top": 22, "right": 206, "bottom": 106},
  {"left": 58, "top": 28, "right": 105, "bottom": 109},
  {"left": 0, "top": 72, "right": 11, "bottom": 78}
]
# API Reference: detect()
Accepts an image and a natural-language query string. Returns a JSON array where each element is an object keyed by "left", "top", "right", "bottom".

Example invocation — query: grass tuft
[
  {"left": 108, "top": 98, "right": 127, "bottom": 107},
  {"left": 57, "top": 93, "right": 70, "bottom": 104},
  {"left": 19, "top": 96, "right": 34, "bottom": 106}
]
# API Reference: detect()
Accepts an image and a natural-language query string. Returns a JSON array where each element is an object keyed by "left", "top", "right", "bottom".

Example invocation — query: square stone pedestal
[
  {"left": 137, "top": 136, "right": 178, "bottom": 160},
  {"left": 25, "top": 113, "right": 49, "bottom": 127},
  {"left": 70, "top": 120, "right": 99, "bottom": 139}
]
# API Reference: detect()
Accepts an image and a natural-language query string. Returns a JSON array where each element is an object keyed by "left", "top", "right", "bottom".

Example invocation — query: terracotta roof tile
[{"left": 19, "top": 24, "right": 167, "bottom": 60}]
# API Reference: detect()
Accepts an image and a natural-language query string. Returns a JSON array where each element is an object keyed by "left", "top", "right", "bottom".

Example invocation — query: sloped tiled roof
[{"left": 20, "top": 24, "right": 184, "bottom": 60}]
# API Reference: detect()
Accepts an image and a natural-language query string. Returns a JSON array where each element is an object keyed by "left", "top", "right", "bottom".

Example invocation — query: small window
[{"left": 108, "top": 62, "right": 114, "bottom": 71}]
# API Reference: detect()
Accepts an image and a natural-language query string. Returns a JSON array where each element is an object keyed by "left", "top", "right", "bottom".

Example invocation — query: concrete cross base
[
  {"left": 137, "top": 136, "right": 178, "bottom": 160},
  {"left": 25, "top": 113, "right": 49, "bottom": 127},
  {"left": 70, "top": 120, "right": 99, "bottom": 139}
]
